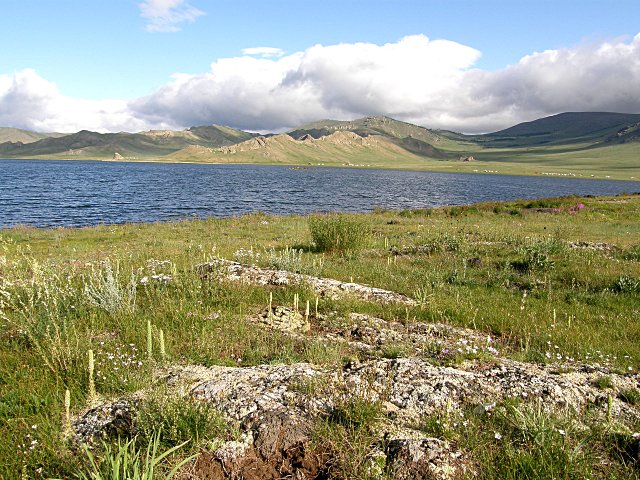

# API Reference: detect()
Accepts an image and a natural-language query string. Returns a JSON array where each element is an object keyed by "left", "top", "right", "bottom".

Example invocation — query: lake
[{"left": 0, "top": 159, "right": 638, "bottom": 228}]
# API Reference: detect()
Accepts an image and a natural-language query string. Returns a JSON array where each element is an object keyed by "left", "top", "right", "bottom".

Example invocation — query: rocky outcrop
[
  {"left": 197, "top": 258, "right": 417, "bottom": 306},
  {"left": 74, "top": 352, "right": 638, "bottom": 478},
  {"left": 72, "top": 266, "right": 639, "bottom": 479}
]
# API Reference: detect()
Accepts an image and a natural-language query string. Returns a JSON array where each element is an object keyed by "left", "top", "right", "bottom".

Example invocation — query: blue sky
[{"left": 1, "top": 0, "right": 639, "bottom": 133}]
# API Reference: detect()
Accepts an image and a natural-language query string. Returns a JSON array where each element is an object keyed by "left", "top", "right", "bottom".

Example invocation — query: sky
[{"left": 1, "top": 0, "right": 639, "bottom": 134}]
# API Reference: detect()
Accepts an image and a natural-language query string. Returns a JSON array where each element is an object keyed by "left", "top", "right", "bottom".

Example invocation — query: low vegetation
[{"left": 0, "top": 194, "right": 639, "bottom": 478}]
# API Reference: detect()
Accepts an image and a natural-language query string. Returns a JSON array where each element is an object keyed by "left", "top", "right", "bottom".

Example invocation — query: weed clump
[
  {"left": 612, "top": 275, "right": 640, "bottom": 294},
  {"left": 309, "top": 215, "right": 370, "bottom": 253},
  {"left": 314, "top": 396, "right": 383, "bottom": 478},
  {"left": 136, "top": 393, "right": 238, "bottom": 449}
]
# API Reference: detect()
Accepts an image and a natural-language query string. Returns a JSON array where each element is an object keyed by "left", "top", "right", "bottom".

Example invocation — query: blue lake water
[{"left": 0, "top": 159, "right": 638, "bottom": 228}]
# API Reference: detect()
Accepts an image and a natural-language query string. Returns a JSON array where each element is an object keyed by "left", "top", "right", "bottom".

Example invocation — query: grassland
[{"left": 1, "top": 194, "right": 639, "bottom": 478}]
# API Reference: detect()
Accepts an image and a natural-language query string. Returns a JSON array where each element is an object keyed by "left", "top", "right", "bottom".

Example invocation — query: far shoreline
[{"left": 1, "top": 155, "right": 638, "bottom": 183}]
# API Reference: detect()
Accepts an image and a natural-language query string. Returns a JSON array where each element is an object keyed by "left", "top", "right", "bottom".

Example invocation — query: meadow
[{"left": 1, "top": 194, "right": 639, "bottom": 478}]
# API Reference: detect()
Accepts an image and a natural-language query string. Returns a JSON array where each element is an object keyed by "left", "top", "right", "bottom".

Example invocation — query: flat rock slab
[{"left": 197, "top": 258, "right": 417, "bottom": 306}]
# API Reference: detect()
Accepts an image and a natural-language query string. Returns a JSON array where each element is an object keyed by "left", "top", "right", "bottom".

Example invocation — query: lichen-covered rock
[
  {"left": 386, "top": 437, "right": 474, "bottom": 480},
  {"left": 70, "top": 266, "right": 639, "bottom": 479},
  {"left": 72, "top": 399, "right": 137, "bottom": 444},
  {"left": 197, "top": 258, "right": 416, "bottom": 306},
  {"left": 253, "top": 305, "right": 310, "bottom": 333}
]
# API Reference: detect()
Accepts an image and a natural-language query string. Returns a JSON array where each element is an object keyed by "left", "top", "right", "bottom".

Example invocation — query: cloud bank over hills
[{"left": 1, "top": 34, "right": 639, "bottom": 134}]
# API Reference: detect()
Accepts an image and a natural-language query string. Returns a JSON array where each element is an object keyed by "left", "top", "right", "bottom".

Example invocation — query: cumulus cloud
[
  {"left": 0, "top": 69, "right": 154, "bottom": 133},
  {"left": 130, "top": 33, "right": 640, "bottom": 133},
  {"left": 132, "top": 35, "right": 483, "bottom": 131},
  {"left": 241, "top": 47, "right": 286, "bottom": 58},
  {"left": 2, "top": 34, "right": 640, "bottom": 133},
  {"left": 139, "top": 0, "right": 204, "bottom": 33}
]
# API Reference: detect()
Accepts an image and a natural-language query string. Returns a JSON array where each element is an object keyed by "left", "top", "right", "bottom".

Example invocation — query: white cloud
[
  {"left": 0, "top": 69, "right": 154, "bottom": 133},
  {"left": 2, "top": 34, "right": 640, "bottom": 134},
  {"left": 132, "top": 35, "right": 484, "bottom": 131},
  {"left": 139, "top": 0, "right": 204, "bottom": 33},
  {"left": 131, "top": 33, "right": 640, "bottom": 133},
  {"left": 241, "top": 47, "right": 286, "bottom": 58}
]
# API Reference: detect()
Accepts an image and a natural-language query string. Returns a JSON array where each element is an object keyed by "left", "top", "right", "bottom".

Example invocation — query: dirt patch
[{"left": 190, "top": 412, "right": 328, "bottom": 480}]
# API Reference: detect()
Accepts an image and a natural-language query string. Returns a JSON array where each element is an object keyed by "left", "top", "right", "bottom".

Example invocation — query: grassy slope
[
  {"left": 158, "top": 115, "right": 640, "bottom": 180},
  {"left": 162, "top": 131, "right": 436, "bottom": 167},
  {"left": 0, "top": 126, "right": 256, "bottom": 160},
  {"left": 0, "top": 127, "right": 67, "bottom": 144},
  {"left": 481, "top": 112, "right": 640, "bottom": 146}
]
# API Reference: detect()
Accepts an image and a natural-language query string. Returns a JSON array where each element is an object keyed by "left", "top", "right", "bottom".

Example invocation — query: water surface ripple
[{"left": 0, "top": 159, "right": 637, "bottom": 228}]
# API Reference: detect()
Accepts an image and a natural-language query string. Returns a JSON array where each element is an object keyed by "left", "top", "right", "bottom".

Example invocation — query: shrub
[
  {"left": 618, "top": 388, "right": 640, "bottom": 405},
  {"left": 512, "top": 243, "right": 556, "bottom": 273},
  {"left": 266, "top": 246, "right": 304, "bottom": 272},
  {"left": 314, "top": 397, "right": 383, "bottom": 479},
  {"left": 83, "top": 259, "right": 137, "bottom": 315},
  {"left": 593, "top": 376, "right": 613, "bottom": 390},
  {"left": 308, "top": 215, "right": 370, "bottom": 253}
]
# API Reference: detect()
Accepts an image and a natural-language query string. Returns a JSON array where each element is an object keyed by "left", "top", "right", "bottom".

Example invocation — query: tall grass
[{"left": 76, "top": 430, "right": 195, "bottom": 480}]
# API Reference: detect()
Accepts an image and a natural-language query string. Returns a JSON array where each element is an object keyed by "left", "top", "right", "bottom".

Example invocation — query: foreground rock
[
  {"left": 197, "top": 258, "right": 417, "bottom": 306},
  {"left": 72, "top": 267, "right": 638, "bottom": 479},
  {"left": 74, "top": 353, "right": 638, "bottom": 478}
]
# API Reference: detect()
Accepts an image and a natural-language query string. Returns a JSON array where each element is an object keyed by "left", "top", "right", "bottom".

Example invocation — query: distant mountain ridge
[
  {"left": 0, "top": 113, "right": 638, "bottom": 179},
  {"left": 480, "top": 112, "right": 640, "bottom": 147},
  {"left": 0, "top": 125, "right": 256, "bottom": 159}
]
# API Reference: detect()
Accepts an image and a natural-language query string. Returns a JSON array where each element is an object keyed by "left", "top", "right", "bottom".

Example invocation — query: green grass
[
  {"left": 0, "top": 194, "right": 639, "bottom": 477},
  {"left": 420, "top": 399, "right": 640, "bottom": 479}
]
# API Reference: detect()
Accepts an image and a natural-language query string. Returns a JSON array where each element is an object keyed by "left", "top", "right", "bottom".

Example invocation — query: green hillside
[
  {"left": 0, "top": 125, "right": 256, "bottom": 160},
  {"left": 0, "top": 127, "right": 67, "bottom": 144},
  {"left": 477, "top": 112, "right": 640, "bottom": 147},
  {"left": 289, "top": 115, "right": 464, "bottom": 151}
]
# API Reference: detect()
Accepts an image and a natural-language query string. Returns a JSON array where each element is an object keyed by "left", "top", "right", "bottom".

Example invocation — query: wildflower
[{"left": 494, "top": 432, "right": 502, "bottom": 440}]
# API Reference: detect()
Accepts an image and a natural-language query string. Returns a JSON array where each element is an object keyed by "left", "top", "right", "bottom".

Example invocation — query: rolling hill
[
  {"left": 0, "top": 112, "right": 638, "bottom": 180},
  {"left": 478, "top": 112, "right": 640, "bottom": 147},
  {"left": 165, "top": 129, "right": 442, "bottom": 166},
  {"left": 0, "top": 125, "right": 256, "bottom": 160},
  {"left": 0, "top": 127, "right": 67, "bottom": 144}
]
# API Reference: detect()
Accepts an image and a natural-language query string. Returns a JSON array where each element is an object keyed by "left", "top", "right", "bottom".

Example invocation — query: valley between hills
[{"left": 1, "top": 111, "right": 639, "bottom": 180}]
